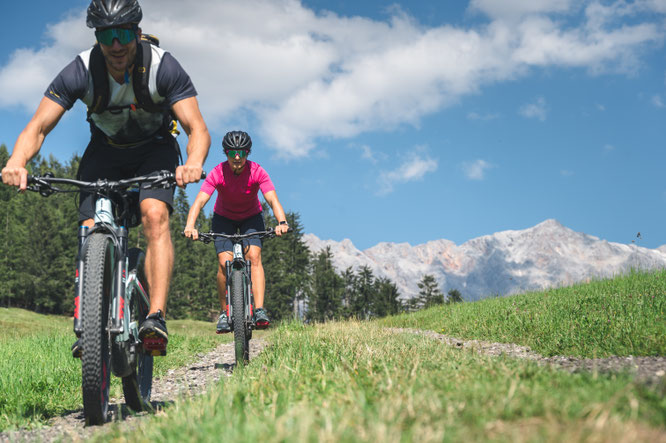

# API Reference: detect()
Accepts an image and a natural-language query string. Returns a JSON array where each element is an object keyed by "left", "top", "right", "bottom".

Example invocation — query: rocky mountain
[{"left": 303, "top": 219, "right": 666, "bottom": 301}]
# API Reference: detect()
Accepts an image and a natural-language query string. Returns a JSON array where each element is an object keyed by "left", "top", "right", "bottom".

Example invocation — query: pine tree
[
  {"left": 262, "top": 211, "right": 310, "bottom": 322},
  {"left": 416, "top": 274, "right": 444, "bottom": 310},
  {"left": 169, "top": 188, "right": 218, "bottom": 320},
  {"left": 446, "top": 288, "right": 464, "bottom": 304},
  {"left": 306, "top": 247, "right": 343, "bottom": 322},
  {"left": 372, "top": 277, "right": 403, "bottom": 317},
  {"left": 351, "top": 266, "right": 375, "bottom": 319}
]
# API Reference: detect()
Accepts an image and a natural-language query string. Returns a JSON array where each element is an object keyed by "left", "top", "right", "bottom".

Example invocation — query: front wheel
[
  {"left": 122, "top": 248, "right": 154, "bottom": 412},
  {"left": 231, "top": 268, "right": 249, "bottom": 365},
  {"left": 80, "top": 233, "right": 114, "bottom": 426}
]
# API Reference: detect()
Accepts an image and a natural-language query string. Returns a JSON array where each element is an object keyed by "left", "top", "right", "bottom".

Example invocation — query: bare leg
[
  {"left": 140, "top": 198, "right": 172, "bottom": 316},
  {"left": 217, "top": 251, "right": 232, "bottom": 310},
  {"left": 246, "top": 246, "right": 265, "bottom": 308}
]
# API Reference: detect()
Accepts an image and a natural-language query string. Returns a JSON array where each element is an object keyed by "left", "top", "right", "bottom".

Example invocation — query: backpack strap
[
  {"left": 86, "top": 44, "right": 110, "bottom": 118},
  {"left": 132, "top": 40, "right": 165, "bottom": 113},
  {"left": 87, "top": 37, "right": 168, "bottom": 117}
]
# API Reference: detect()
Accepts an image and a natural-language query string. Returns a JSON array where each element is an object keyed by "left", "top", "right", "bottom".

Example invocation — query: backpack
[{"left": 87, "top": 34, "right": 171, "bottom": 119}]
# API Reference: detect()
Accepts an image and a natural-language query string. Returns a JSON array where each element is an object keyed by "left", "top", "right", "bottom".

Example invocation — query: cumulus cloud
[
  {"left": 520, "top": 97, "right": 548, "bottom": 121},
  {"left": 377, "top": 155, "right": 438, "bottom": 195},
  {"left": 0, "top": 0, "right": 664, "bottom": 157},
  {"left": 462, "top": 159, "right": 494, "bottom": 180},
  {"left": 469, "top": 0, "right": 576, "bottom": 21}
]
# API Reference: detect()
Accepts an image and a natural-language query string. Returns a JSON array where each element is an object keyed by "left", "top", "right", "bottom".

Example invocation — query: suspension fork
[
  {"left": 110, "top": 227, "right": 128, "bottom": 335},
  {"left": 73, "top": 226, "right": 89, "bottom": 337}
]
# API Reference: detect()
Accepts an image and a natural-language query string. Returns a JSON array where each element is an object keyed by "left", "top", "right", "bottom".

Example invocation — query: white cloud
[
  {"left": 0, "top": 0, "right": 664, "bottom": 157},
  {"left": 652, "top": 94, "right": 665, "bottom": 108},
  {"left": 604, "top": 144, "right": 616, "bottom": 151},
  {"left": 561, "top": 169, "right": 574, "bottom": 176},
  {"left": 470, "top": 0, "right": 575, "bottom": 21},
  {"left": 462, "top": 159, "right": 494, "bottom": 180},
  {"left": 377, "top": 155, "right": 438, "bottom": 195},
  {"left": 349, "top": 144, "right": 379, "bottom": 163},
  {"left": 519, "top": 97, "right": 548, "bottom": 121}
]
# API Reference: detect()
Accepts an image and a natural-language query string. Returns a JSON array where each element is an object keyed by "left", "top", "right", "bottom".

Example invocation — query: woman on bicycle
[{"left": 184, "top": 131, "right": 288, "bottom": 332}]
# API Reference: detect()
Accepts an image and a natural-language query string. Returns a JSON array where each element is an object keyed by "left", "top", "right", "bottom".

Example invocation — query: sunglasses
[
  {"left": 226, "top": 149, "right": 248, "bottom": 158},
  {"left": 95, "top": 27, "right": 137, "bottom": 46}
]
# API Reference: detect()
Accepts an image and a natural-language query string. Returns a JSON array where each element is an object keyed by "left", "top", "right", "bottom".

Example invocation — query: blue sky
[{"left": 1, "top": 0, "right": 664, "bottom": 250}]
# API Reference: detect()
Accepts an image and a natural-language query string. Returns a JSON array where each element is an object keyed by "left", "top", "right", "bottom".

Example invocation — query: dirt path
[
  {"left": 2, "top": 329, "right": 664, "bottom": 442},
  {"left": 0, "top": 338, "right": 269, "bottom": 443},
  {"left": 390, "top": 328, "right": 666, "bottom": 387}
]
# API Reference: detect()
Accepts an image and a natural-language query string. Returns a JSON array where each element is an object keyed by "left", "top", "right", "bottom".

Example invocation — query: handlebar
[
  {"left": 186, "top": 227, "right": 293, "bottom": 244},
  {"left": 3, "top": 170, "right": 206, "bottom": 197}
]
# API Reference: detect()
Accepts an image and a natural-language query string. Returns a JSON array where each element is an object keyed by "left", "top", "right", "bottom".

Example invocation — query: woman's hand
[
  {"left": 183, "top": 226, "right": 199, "bottom": 241},
  {"left": 275, "top": 223, "right": 289, "bottom": 236}
]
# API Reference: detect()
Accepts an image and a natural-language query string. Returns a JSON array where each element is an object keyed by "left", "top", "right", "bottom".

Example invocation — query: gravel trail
[
  {"left": 0, "top": 338, "right": 269, "bottom": 443},
  {"left": 390, "top": 328, "right": 666, "bottom": 386}
]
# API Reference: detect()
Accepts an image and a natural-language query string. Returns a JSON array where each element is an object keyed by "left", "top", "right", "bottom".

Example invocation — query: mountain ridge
[{"left": 303, "top": 219, "right": 666, "bottom": 301}]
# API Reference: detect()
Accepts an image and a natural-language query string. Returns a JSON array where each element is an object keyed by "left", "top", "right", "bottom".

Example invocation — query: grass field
[
  {"left": 380, "top": 269, "right": 666, "bottom": 358},
  {"left": 100, "top": 320, "right": 665, "bottom": 442},
  {"left": 1, "top": 270, "right": 665, "bottom": 441},
  {"left": 0, "top": 309, "right": 228, "bottom": 431}
]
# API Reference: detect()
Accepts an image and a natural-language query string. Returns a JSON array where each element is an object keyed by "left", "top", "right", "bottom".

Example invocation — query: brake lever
[{"left": 26, "top": 177, "right": 55, "bottom": 197}]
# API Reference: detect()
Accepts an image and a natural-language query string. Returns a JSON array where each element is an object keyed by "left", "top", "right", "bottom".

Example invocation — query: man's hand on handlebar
[
  {"left": 175, "top": 164, "right": 204, "bottom": 188},
  {"left": 1, "top": 164, "right": 29, "bottom": 191}
]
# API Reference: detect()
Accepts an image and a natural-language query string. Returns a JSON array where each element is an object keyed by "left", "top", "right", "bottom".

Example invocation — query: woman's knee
[{"left": 247, "top": 247, "right": 262, "bottom": 265}]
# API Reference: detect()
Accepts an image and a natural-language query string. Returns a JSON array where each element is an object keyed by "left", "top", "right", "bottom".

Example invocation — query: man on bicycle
[
  {"left": 183, "top": 131, "right": 289, "bottom": 332},
  {"left": 1, "top": 0, "right": 210, "bottom": 355}
]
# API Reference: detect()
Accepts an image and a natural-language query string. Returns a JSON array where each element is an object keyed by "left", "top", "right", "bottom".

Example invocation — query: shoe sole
[
  {"left": 216, "top": 329, "right": 231, "bottom": 334},
  {"left": 141, "top": 331, "right": 168, "bottom": 356},
  {"left": 255, "top": 321, "right": 270, "bottom": 329}
]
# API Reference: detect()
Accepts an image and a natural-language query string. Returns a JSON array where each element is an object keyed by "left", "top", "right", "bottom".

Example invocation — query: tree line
[{"left": 0, "top": 145, "right": 461, "bottom": 322}]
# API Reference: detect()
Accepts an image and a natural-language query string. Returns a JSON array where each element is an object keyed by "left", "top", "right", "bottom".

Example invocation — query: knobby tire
[
  {"left": 121, "top": 248, "right": 154, "bottom": 412},
  {"left": 81, "top": 233, "right": 114, "bottom": 426},
  {"left": 231, "top": 269, "right": 249, "bottom": 365}
]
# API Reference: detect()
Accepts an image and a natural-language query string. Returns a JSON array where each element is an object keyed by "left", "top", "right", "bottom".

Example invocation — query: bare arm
[
  {"left": 183, "top": 191, "right": 213, "bottom": 240},
  {"left": 263, "top": 190, "right": 289, "bottom": 236},
  {"left": 2, "top": 97, "right": 66, "bottom": 190},
  {"left": 171, "top": 96, "right": 211, "bottom": 187}
]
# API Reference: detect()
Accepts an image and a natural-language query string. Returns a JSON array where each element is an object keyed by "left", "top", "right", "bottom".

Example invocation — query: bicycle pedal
[{"left": 142, "top": 336, "right": 167, "bottom": 356}]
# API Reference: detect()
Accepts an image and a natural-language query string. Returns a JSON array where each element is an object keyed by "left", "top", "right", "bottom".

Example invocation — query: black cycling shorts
[
  {"left": 77, "top": 136, "right": 180, "bottom": 222},
  {"left": 211, "top": 212, "right": 266, "bottom": 255}
]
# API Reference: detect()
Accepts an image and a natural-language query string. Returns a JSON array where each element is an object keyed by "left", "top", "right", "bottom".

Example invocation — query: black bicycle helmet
[
  {"left": 87, "top": 0, "right": 143, "bottom": 29},
  {"left": 222, "top": 131, "right": 252, "bottom": 153}
]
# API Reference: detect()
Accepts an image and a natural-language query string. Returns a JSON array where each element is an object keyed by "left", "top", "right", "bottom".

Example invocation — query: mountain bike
[
  {"left": 191, "top": 228, "right": 290, "bottom": 366},
  {"left": 1, "top": 170, "right": 191, "bottom": 425}
]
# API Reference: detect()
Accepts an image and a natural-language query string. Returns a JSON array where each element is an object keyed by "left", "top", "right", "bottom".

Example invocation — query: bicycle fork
[
  {"left": 225, "top": 261, "right": 254, "bottom": 330},
  {"left": 73, "top": 225, "right": 133, "bottom": 344}
]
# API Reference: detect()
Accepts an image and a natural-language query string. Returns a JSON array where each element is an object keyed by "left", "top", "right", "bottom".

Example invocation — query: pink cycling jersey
[{"left": 200, "top": 160, "right": 275, "bottom": 220}]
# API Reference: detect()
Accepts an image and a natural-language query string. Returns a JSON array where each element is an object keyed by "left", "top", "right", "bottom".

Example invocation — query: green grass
[
  {"left": 0, "top": 308, "right": 228, "bottom": 431},
  {"left": 380, "top": 269, "right": 666, "bottom": 358},
  {"left": 100, "top": 320, "right": 666, "bottom": 442},
  {"left": 3, "top": 271, "right": 666, "bottom": 440}
]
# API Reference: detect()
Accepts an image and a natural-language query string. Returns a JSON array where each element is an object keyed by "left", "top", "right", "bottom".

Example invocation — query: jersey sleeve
[
  {"left": 256, "top": 165, "right": 276, "bottom": 194},
  {"left": 199, "top": 164, "right": 221, "bottom": 195},
  {"left": 155, "top": 52, "right": 197, "bottom": 106},
  {"left": 43, "top": 56, "right": 88, "bottom": 110}
]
